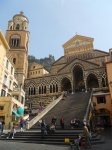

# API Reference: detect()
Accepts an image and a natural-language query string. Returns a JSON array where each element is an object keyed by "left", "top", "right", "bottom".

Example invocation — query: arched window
[
  {"left": 50, "top": 85, "right": 52, "bottom": 93},
  {"left": 10, "top": 26, "right": 12, "bottom": 30},
  {"left": 44, "top": 86, "right": 46, "bottom": 94},
  {"left": 34, "top": 87, "right": 36, "bottom": 95},
  {"left": 56, "top": 84, "right": 58, "bottom": 92},
  {"left": 53, "top": 84, "right": 55, "bottom": 93},
  {"left": 39, "top": 87, "right": 41, "bottom": 94},
  {"left": 10, "top": 34, "right": 20, "bottom": 47},
  {"left": 42, "top": 86, "right": 43, "bottom": 94},
  {"left": 13, "top": 58, "right": 16, "bottom": 64},
  {"left": 28, "top": 88, "right": 31, "bottom": 95},
  {"left": 16, "top": 24, "right": 20, "bottom": 30}
]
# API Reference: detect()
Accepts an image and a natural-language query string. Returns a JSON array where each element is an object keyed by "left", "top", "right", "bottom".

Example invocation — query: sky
[{"left": 0, "top": 0, "right": 112, "bottom": 61}]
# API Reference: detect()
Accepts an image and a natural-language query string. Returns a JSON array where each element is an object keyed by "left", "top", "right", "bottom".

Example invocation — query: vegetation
[{"left": 28, "top": 54, "right": 55, "bottom": 71}]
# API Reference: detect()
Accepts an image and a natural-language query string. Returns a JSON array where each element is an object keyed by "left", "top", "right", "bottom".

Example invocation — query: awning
[{"left": 12, "top": 110, "right": 20, "bottom": 117}]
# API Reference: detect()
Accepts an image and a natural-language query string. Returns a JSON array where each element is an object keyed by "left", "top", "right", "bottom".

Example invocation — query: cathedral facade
[{"left": 24, "top": 34, "right": 112, "bottom": 110}]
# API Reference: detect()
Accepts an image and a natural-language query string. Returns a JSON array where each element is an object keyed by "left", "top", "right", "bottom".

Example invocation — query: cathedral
[
  {"left": 24, "top": 31, "right": 112, "bottom": 110},
  {"left": 3, "top": 12, "right": 112, "bottom": 127}
]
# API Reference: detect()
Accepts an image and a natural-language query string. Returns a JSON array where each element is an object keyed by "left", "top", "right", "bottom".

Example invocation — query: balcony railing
[
  {"left": 8, "top": 86, "right": 13, "bottom": 91},
  {"left": 92, "top": 87, "right": 109, "bottom": 93},
  {"left": 3, "top": 82, "right": 8, "bottom": 88}
]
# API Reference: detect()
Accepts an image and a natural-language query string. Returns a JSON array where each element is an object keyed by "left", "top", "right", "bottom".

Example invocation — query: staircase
[
  {"left": 32, "top": 92, "right": 91, "bottom": 129},
  {"left": 1, "top": 130, "right": 105, "bottom": 146},
  {"left": 1, "top": 91, "right": 105, "bottom": 146}
]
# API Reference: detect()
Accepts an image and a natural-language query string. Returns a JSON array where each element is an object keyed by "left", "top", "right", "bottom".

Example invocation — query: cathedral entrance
[
  {"left": 87, "top": 73, "right": 99, "bottom": 88},
  {"left": 61, "top": 78, "right": 71, "bottom": 93},
  {"left": 73, "top": 66, "right": 84, "bottom": 92}
]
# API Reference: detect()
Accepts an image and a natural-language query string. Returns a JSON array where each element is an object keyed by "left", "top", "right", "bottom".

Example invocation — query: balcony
[
  {"left": 92, "top": 87, "right": 109, "bottom": 95},
  {"left": 3, "top": 82, "right": 8, "bottom": 88},
  {"left": 12, "top": 87, "right": 25, "bottom": 95},
  {"left": 8, "top": 86, "right": 13, "bottom": 92}
]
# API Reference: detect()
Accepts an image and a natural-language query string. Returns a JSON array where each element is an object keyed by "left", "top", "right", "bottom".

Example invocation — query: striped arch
[
  {"left": 37, "top": 80, "right": 47, "bottom": 94},
  {"left": 86, "top": 71, "right": 99, "bottom": 88},
  {"left": 71, "top": 63, "right": 85, "bottom": 73},
  {"left": 28, "top": 81, "right": 36, "bottom": 96},
  {"left": 49, "top": 78, "right": 59, "bottom": 93},
  {"left": 72, "top": 63, "right": 85, "bottom": 91},
  {"left": 60, "top": 75, "right": 72, "bottom": 92}
]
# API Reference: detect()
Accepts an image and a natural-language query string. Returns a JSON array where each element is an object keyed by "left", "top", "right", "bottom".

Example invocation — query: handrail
[
  {"left": 27, "top": 95, "right": 63, "bottom": 129},
  {"left": 83, "top": 91, "right": 93, "bottom": 124}
]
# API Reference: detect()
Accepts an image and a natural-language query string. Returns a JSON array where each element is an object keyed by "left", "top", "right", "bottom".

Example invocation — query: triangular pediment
[
  {"left": 57, "top": 58, "right": 99, "bottom": 74},
  {"left": 62, "top": 34, "right": 94, "bottom": 50}
]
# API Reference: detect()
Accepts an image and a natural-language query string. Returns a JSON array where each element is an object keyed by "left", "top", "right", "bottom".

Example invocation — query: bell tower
[{"left": 5, "top": 11, "right": 30, "bottom": 87}]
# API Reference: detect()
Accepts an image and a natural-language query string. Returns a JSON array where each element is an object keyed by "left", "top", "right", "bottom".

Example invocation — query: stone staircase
[
  {"left": 32, "top": 92, "right": 91, "bottom": 129},
  {"left": 1, "top": 129, "right": 105, "bottom": 146},
  {"left": 1, "top": 92, "right": 105, "bottom": 146}
]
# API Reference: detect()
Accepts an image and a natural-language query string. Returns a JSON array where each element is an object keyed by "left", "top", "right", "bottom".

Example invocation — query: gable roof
[
  {"left": 57, "top": 58, "right": 100, "bottom": 73},
  {"left": 62, "top": 34, "right": 94, "bottom": 49}
]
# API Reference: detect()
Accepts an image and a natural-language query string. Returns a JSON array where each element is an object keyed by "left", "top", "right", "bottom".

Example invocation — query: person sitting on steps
[{"left": 7, "top": 126, "right": 16, "bottom": 139}]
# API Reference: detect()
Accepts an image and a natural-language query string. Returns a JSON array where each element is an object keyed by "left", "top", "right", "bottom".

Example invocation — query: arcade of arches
[{"left": 25, "top": 64, "right": 106, "bottom": 96}]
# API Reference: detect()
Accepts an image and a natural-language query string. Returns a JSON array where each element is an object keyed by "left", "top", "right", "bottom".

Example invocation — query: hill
[{"left": 28, "top": 54, "right": 55, "bottom": 71}]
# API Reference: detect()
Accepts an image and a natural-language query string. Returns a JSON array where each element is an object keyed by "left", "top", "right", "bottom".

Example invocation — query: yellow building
[
  {"left": 91, "top": 55, "right": 112, "bottom": 128},
  {"left": 0, "top": 30, "right": 10, "bottom": 89},
  {"left": 0, "top": 30, "right": 25, "bottom": 129},
  {"left": 28, "top": 62, "right": 49, "bottom": 78}
]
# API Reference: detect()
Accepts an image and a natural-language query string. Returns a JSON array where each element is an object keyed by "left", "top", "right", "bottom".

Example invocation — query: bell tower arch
[{"left": 5, "top": 11, "right": 30, "bottom": 87}]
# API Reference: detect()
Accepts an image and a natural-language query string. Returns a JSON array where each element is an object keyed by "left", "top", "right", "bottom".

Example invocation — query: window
[
  {"left": 97, "top": 97, "right": 106, "bottom": 104},
  {"left": 100, "top": 109, "right": 105, "bottom": 113},
  {"left": 10, "top": 34, "right": 20, "bottom": 47},
  {"left": 13, "top": 58, "right": 16, "bottom": 64},
  {"left": 9, "top": 80, "right": 12, "bottom": 88},
  {"left": 16, "top": 24, "right": 20, "bottom": 30},
  {"left": 14, "top": 95, "right": 19, "bottom": 100},
  {"left": 0, "top": 106, "right": 4, "bottom": 110},
  {"left": 1, "top": 89, "right": 6, "bottom": 97},
  {"left": 11, "top": 67, "right": 13, "bottom": 75},
  {"left": 3, "top": 75, "right": 7, "bottom": 84},
  {"left": 10, "top": 26, "right": 12, "bottom": 30},
  {"left": 6, "top": 60, "right": 9, "bottom": 68},
  {"left": 7, "top": 93, "right": 11, "bottom": 97},
  {"left": 21, "top": 96, "right": 24, "bottom": 104}
]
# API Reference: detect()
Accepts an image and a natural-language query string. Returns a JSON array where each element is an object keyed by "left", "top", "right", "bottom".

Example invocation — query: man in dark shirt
[
  {"left": 51, "top": 116, "right": 57, "bottom": 127},
  {"left": 41, "top": 120, "right": 46, "bottom": 139}
]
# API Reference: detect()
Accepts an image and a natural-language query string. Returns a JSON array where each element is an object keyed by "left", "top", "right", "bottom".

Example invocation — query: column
[{"left": 84, "top": 79, "right": 87, "bottom": 92}]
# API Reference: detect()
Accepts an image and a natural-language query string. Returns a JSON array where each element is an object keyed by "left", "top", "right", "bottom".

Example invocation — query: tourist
[
  {"left": 82, "top": 123, "right": 91, "bottom": 148},
  {"left": 51, "top": 116, "right": 57, "bottom": 127},
  {"left": 41, "top": 120, "right": 46, "bottom": 139},
  {"left": 7, "top": 126, "right": 16, "bottom": 139},
  {"left": 1, "top": 118, "right": 5, "bottom": 133},
  {"left": 19, "top": 117, "right": 24, "bottom": 132},
  {"left": 60, "top": 117, "right": 64, "bottom": 129}
]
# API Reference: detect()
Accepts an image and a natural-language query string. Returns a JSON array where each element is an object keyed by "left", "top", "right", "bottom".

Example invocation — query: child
[
  {"left": 71, "top": 134, "right": 82, "bottom": 150},
  {"left": 7, "top": 126, "right": 16, "bottom": 139}
]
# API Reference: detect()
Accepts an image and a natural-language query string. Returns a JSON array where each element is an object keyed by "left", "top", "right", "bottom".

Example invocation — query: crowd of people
[{"left": 3, "top": 113, "right": 102, "bottom": 149}]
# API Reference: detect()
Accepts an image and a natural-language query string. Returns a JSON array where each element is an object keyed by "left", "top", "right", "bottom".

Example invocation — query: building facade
[
  {"left": 0, "top": 29, "right": 26, "bottom": 128},
  {"left": 25, "top": 35, "right": 112, "bottom": 112},
  {"left": 5, "top": 11, "right": 29, "bottom": 88}
]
